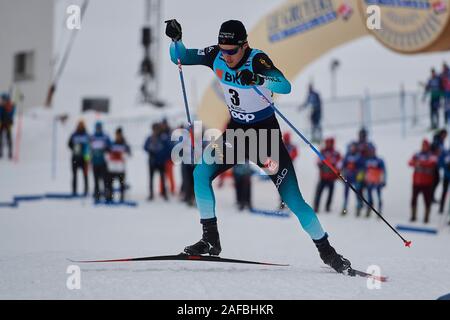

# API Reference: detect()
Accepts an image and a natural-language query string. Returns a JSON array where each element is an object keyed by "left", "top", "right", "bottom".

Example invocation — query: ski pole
[
  {"left": 172, "top": 40, "right": 194, "bottom": 146},
  {"left": 252, "top": 86, "right": 411, "bottom": 247}
]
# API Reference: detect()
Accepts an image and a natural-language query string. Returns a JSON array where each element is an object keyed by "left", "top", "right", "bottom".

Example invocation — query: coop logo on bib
[{"left": 230, "top": 110, "right": 256, "bottom": 123}]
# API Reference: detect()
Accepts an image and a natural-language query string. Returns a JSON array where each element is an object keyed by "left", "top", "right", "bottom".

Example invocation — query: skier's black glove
[
  {"left": 165, "top": 19, "right": 182, "bottom": 41},
  {"left": 237, "top": 69, "right": 264, "bottom": 86}
]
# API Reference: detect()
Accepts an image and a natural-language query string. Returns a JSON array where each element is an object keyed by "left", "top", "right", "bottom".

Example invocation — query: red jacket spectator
[
  {"left": 318, "top": 138, "right": 341, "bottom": 181},
  {"left": 283, "top": 132, "right": 298, "bottom": 161},
  {"left": 409, "top": 139, "right": 438, "bottom": 186}
]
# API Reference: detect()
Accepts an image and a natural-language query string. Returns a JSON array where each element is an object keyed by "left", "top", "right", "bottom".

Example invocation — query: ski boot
[
  {"left": 184, "top": 217, "right": 222, "bottom": 256},
  {"left": 313, "top": 233, "right": 352, "bottom": 274}
]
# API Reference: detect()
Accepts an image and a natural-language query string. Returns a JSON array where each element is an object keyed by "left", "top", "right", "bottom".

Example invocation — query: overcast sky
[{"left": 52, "top": 0, "right": 450, "bottom": 113}]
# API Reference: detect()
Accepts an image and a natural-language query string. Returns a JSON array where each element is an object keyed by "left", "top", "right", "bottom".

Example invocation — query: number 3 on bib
[{"left": 229, "top": 89, "right": 240, "bottom": 106}]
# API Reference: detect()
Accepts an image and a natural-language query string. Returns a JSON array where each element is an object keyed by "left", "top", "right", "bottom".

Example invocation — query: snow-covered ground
[{"left": 1, "top": 103, "right": 449, "bottom": 300}]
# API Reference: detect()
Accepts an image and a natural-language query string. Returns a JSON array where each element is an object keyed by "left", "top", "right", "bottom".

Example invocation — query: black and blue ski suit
[{"left": 170, "top": 42, "right": 326, "bottom": 240}]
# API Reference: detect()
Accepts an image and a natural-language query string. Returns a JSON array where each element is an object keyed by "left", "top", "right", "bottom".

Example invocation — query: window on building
[{"left": 14, "top": 51, "right": 35, "bottom": 81}]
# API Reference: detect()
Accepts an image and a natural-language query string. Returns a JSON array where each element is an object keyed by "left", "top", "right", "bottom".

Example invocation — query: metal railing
[{"left": 277, "top": 89, "right": 426, "bottom": 138}]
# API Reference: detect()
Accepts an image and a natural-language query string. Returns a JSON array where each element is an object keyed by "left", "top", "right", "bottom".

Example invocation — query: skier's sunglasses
[{"left": 219, "top": 45, "right": 242, "bottom": 56}]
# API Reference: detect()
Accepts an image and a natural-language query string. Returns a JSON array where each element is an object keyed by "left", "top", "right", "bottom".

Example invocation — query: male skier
[{"left": 165, "top": 19, "right": 352, "bottom": 273}]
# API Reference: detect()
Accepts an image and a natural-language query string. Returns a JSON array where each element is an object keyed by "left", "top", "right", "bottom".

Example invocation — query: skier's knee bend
[
  {"left": 280, "top": 186, "right": 306, "bottom": 211},
  {"left": 291, "top": 198, "right": 315, "bottom": 220},
  {"left": 283, "top": 190, "right": 314, "bottom": 219}
]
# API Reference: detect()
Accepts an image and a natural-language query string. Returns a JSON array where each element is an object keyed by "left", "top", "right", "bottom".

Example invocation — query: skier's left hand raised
[
  {"left": 165, "top": 19, "right": 182, "bottom": 41},
  {"left": 237, "top": 69, "right": 264, "bottom": 86}
]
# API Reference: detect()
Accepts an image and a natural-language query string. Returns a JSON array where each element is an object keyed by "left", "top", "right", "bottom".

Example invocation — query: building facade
[{"left": 0, "top": 0, "right": 55, "bottom": 110}]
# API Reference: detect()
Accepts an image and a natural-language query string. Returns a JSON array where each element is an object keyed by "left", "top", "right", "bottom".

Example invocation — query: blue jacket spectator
[
  {"left": 144, "top": 127, "right": 172, "bottom": 166},
  {"left": 341, "top": 143, "right": 364, "bottom": 184},
  {"left": 90, "top": 121, "right": 111, "bottom": 166},
  {"left": 144, "top": 123, "right": 172, "bottom": 200},
  {"left": 0, "top": 93, "right": 15, "bottom": 125},
  {"left": 90, "top": 121, "right": 111, "bottom": 201},
  {"left": 362, "top": 147, "right": 386, "bottom": 217},
  {"left": 0, "top": 93, "right": 16, "bottom": 159},
  {"left": 67, "top": 120, "right": 90, "bottom": 195},
  {"left": 438, "top": 148, "right": 450, "bottom": 213},
  {"left": 425, "top": 68, "right": 443, "bottom": 129},
  {"left": 68, "top": 121, "right": 90, "bottom": 161},
  {"left": 300, "top": 84, "right": 322, "bottom": 143}
]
